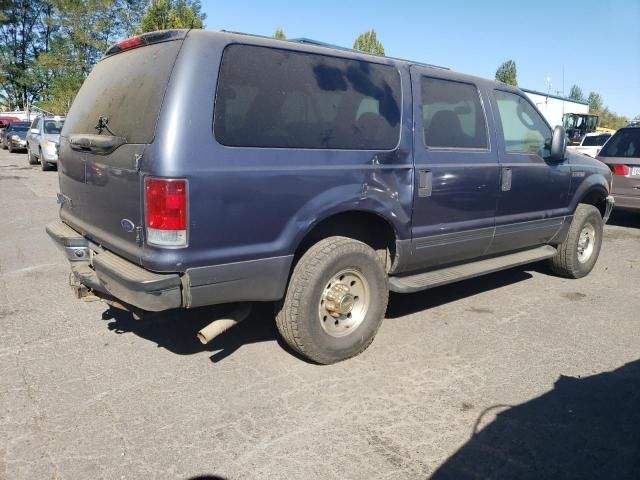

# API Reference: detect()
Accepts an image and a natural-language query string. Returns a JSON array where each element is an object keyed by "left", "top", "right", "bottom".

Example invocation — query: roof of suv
[{"left": 203, "top": 30, "right": 510, "bottom": 92}]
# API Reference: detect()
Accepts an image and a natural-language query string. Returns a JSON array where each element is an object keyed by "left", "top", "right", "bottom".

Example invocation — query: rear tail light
[
  {"left": 145, "top": 178, "right": 188, "bottom": 247},
  {"left": 611, "top": 164, "right": 630, "bottom": 176}
]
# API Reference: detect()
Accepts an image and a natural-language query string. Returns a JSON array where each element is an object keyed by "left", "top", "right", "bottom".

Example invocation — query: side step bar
[{"left": 389, "top": 245, "right": 557, "bottom": 294}]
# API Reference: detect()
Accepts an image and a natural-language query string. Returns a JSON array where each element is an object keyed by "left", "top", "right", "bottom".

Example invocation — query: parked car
[
  {"left": 568, "top": 132, "right": 613, "bottom": 158},
  {"left": 1, "top": 121, "right": 30, "bottom": 152},
  {"left": 26, "top": 116, "right": 65, "bottom": 170},
  {"left": 47, "top": 30, "right": 614, "bottom": 364},
  {"left": 0, "top": 116, "right": 22, "bottom": 141},
  {"left": 597, "top": 123, "right": 640, "bottom": 211}
]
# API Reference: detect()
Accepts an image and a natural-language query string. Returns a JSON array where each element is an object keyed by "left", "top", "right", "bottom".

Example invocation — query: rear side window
[
  {"left": 63, "top": 41, "right": 182, "bottom": 144},
  {"left": 214, "top": 44, "right": 401, "bottom": 150},
  {"left": 599, "top": 129, "right": 640, "bottom": 158},
  {"left": 421, "top": 77, "right": 488, "bottom": 149},
  {"left": 494, "top": 90, "right": 551, "bottom": 156},
  {"left": 582, "top": 134, "right": 610, "bottom": 146}
]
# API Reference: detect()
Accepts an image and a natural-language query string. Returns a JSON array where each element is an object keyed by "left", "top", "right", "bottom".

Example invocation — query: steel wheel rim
[
  {"left": 577, "top": 223, "right": 596, "bottom": 263},
  {"left": 318, "top": 268, "right": 370, "bottom": 338}
]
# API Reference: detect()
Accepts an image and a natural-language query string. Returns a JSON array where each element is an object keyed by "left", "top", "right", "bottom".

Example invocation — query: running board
[{"left": 389, "top": 245, "right": 557, "bottom": 294}]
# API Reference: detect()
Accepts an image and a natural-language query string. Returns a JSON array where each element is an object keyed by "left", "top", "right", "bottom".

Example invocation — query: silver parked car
[
  {"left": 26, "top": 116, "right": 65, "bottom": 171},
  {"left": 597, "top": 124, "right": 640, "bottom": 211}
]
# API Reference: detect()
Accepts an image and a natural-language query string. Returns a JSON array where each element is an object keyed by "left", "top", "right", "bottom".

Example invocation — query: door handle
[
  {"left": 418, "top": 170, "right": 432, "bottom": 197},
  {"left": 501, "top": 168, "right": 512, "bottom": 192}
]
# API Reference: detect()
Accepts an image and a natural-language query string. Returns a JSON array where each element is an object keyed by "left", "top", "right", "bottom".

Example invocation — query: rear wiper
[{"left": 94, "top": 115, "right": 117, "bottom": 136}]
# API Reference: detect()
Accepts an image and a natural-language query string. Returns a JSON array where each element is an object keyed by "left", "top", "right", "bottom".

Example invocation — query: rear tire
[
  {"left": 549, "top": 204, "right": 603, "bottom": 279},
  {"left": 276, "top": 236, "right": 389, "bottom": 364}
]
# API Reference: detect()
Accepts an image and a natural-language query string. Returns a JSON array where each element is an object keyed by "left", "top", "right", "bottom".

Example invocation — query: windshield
[
  {"left": 564, "top": 114, "right": 598, "bottom": 131},
  {"left": 44, "top": 120, "right": 64, "bottom": 134},
  {"left": 12, "top": 125, "right": 29, "bottom": 132},
  {"left": 582, "top": 134, "right": 610, "bottom": 147},
  {"left": 599, "top": 129, "right": 640, "bottom": 158}
]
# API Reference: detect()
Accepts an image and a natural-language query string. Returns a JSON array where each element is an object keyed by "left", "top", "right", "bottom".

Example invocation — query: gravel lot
[{"left": 1, "top": 147, "right": 639, "bottom": 479}]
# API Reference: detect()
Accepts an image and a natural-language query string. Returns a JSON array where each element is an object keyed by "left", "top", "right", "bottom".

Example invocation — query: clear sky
[{"left": 201, "top": 0, "right": 639, "bottom": 118}]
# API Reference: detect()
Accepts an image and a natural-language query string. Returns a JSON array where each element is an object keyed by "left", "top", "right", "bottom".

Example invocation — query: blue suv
[{"left": 47, "top": 30, "right": 614, "bottom": 363}]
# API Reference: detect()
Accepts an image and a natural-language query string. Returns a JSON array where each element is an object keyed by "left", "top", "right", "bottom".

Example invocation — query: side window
[
  {"left": 494, "top": 90, "right": 551, "bottom": 156},
  {"left": 214, "top": 44, "right": 401, "bottom": 150},
  {"left": 30, "top": 118, "right": 38, "bottom": 130},
  {"left": 421, "top": 77, "right": 488, "bottom": 149}
]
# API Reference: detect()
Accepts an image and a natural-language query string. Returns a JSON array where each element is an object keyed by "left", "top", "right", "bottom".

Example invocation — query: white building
[{"left": 522, "top": 88, "right": 589, "bottom": 128}]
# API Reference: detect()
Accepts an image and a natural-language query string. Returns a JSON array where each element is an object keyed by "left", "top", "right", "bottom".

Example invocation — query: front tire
[
  {"left": 549, "top": 204, "right": 603, "bottom": 279},
  {"left": 40, "top": 149, "right": 51, "bottom": 171},
  {"left": 276, "top": 236, "right": 389, "bottom": 364},
  {"left": 27, "top": 145, "right": 38, "bottom": 165}
]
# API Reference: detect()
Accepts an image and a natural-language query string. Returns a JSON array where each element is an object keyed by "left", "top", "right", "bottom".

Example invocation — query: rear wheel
[
  {"left": 276, "top": 236, "right": 389, "bottom": 364},
  {"left": 549, "top": 204, "right": 603, "bottom": 279}
]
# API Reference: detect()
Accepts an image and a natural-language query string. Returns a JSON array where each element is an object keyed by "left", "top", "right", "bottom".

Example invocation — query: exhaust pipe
[{"left": 197, "top": 303, "right": 252, "bottom": 345}]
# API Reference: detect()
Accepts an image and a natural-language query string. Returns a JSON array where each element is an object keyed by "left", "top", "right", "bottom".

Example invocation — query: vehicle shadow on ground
[
  {"left": 101, "top": 302, "right": 287, "bottom": 363},
  {"left": 607, "top": 209, "right": 640, "bottom": 229},
  {"left": 386, "top": 267, "right": 533, "bottom": 319},
  {"left": 431, "top": 359, "right": 640, "bottom": 480},
  {"left": 101, "top": 265, "right": 537, "bottom": 363}
]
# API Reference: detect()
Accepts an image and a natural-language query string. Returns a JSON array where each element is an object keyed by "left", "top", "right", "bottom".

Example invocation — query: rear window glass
[
  {"left": 421, "top": 77, "right": 488, "bottom": 149},
  {"left": 582, "top": 134, "right": 610, "bottom": 146},
  {"left": 214, "top": 44, "right": 401, "bottom": 150},
  {"left": 62, "top": 41, "right": 181, "bottom": 144},
  {"left": 599, "top": 129, "right": 640, "bottom": 158}
]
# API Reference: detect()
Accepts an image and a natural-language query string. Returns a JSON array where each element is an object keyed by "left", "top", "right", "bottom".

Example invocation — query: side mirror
[
  {"left": 549, "top": 125, "right": 567, "bottom": 162},
  {"left": 30, "top": 128, "right": 39, "bottom": 134}
]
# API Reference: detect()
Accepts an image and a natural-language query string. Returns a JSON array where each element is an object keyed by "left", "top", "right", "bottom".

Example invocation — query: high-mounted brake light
[
  {"left": 611, "top": 164, "right": 630, "bottom": 176},
  {"left": 116, "top": 36, "right": 144, "bottom": 52},
  {"left": 103, "top": 30, "right": 188, "bottom": 58},
  {"left": 145, "top": 178, "right": 188, "bottom": 247}
]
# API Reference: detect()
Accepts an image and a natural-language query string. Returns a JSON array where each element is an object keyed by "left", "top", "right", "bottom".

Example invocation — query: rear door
[
  {"left": 409, "top": 68, "right": 500, "bottom": 270},
  {"left": 58, "top": 36, "right": 184, "bottom": 264}
]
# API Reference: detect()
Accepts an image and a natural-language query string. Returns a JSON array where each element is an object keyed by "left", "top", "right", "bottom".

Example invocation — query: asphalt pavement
[{"left": 1, "top": 147, "right": 639, "bottom": 479}]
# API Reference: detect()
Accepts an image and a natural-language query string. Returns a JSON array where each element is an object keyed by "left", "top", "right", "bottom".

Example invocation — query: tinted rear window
[
  {"left": 582, "top": 134, "right": 610, "bottom": 146},
  {"left": 13, "top": 125, "right": 29, "bottom": 132},
  {"left": 214, "top": 44, "right": 401, "bottom": 150},
  {"left": 62, "top": 41, "right": 181, "bottom": 144},
  {"left": 599, "top": 129, "right": 640, "bottom": 158}
]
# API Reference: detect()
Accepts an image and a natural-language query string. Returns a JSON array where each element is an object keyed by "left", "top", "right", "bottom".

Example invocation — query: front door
[
  {"left": 410, "top": 69, "right": 500, "bottom": 270},
  {"left": 488, "top": 89, "right": 572, "bottom": 254}
]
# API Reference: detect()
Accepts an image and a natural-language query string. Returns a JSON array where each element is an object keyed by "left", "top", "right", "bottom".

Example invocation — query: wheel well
[
  {"left": 579, "top": 189, "right": 608, "bottom": 218},
  {"left": 294, "top": 211, "right": 398, "bottom": 271}
]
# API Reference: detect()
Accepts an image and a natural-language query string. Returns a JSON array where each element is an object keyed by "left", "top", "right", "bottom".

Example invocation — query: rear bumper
[
  {"left": 46, "top": 220, "right": 293, "bottom": 312},
  {"left": 46, "top": 221, "right": 182, "bottom": 311}
]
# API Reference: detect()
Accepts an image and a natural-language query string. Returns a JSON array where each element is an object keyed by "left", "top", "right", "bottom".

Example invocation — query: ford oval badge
[{"left": 121, "top": 219, "right": 135, "bottom": 233}]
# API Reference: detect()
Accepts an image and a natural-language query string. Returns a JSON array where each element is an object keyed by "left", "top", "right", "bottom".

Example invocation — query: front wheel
[
  {"left": 549, "top": 204, "right": 603, "bottom": 279},
  {"left": 276, "top": 236, "right": 389, "bottom": 364},
  {"left": 27, "top": 145, "right": 38, "bottom": 165}
]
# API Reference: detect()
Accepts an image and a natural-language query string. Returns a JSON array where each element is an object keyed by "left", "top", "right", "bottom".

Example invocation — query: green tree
[
  {"left": 495, "top": 60, "right": 517, "bottom": 86},
  {"left": 568, "top": 85, "right": 585, "bottom": 103},
  {"left": 139, "top": 0, "right": 205, "bottom": 32},
  {"left": 0, "top": 0, "right": 52, "bottom": 110},
  {"left": 587, "top": 91, "right": 603, "bottom": 113},
  {"left": 353, "top": 29, "right": 384, "bottom": 55},
  {"left": 274, "top": 28, "right": 286, "bottom": 39}
]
